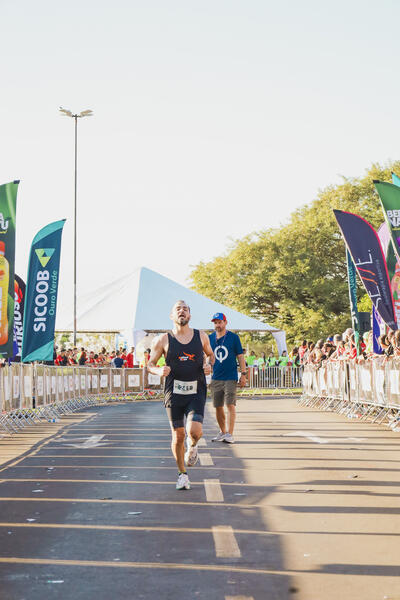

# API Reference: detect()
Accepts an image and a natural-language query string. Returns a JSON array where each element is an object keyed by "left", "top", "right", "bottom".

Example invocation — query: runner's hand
[
  {"left": 161, "top": 366, "right": 171, "bottom": 377},
  {"left": 203, "top": 364, "right": 211, "bottom": 376}
]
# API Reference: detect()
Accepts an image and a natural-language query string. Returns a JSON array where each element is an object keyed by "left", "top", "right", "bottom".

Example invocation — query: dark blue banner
[
  {"left": 21, "top": 220, "right": 66, "bottom": 362},
  {"left": 334, "top": 210, "right": 397, "bottom": 330}
]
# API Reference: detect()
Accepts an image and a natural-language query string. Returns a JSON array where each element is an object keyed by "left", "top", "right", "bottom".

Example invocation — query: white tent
[{"left": 56, "top": 267, "right": 287, "bottom": 353}]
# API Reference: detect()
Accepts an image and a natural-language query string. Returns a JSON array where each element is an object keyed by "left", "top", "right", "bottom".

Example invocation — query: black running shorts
[{"left": 164, "top": 395, "right": 206, "bottom": 429}]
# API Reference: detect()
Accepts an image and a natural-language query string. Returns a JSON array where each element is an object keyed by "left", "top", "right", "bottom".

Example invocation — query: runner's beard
[{"left": 176, "top": 317, "right": 189, "bottom": 326}]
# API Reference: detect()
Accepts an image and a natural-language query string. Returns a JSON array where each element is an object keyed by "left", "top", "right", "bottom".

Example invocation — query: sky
[{"left": 1, "top": 0, "right": 400, "bottom": 325}]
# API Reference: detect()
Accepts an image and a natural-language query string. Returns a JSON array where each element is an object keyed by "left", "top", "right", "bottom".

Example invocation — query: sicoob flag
[{"left": 21, "top": 220, "right": 66, "bottom": 362}]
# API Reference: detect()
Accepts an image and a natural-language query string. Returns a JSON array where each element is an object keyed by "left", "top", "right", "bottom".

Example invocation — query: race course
[{"left": 0, "top": 396, "right": 400, "bottom": 600}]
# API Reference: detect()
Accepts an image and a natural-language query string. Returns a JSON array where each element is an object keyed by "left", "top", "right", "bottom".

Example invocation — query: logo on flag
[{"left": 35, "top": 248, "right": 55, "bottom": 268}]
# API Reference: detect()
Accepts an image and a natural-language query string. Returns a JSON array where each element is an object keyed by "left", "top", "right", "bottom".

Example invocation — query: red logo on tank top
[{"left": 178, "top": 352, "right": 195, "bottom": 361}]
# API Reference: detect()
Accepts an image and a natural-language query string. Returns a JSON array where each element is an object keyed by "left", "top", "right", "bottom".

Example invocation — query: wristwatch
[{"left": 241, "top": 372, "right": 247, "bottom": 376}]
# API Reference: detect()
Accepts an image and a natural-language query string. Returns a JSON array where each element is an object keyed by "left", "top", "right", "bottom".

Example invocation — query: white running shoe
[
  {"left": 223, "top": 433, "right": 235, "bottom": 444},
  {"left": 176, "top": 472, "right": 191, "bottom": 490},
  {"left": 211, "top": 431, "right": 226, "bottom": 442},
  {"left": 184, "top": 442, "right": 199, "bottom": 467}
]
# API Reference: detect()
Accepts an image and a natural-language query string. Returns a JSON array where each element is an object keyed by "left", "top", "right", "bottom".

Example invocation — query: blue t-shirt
[
  {"left": 209, "top": 331, "right": 243, "bottom": 381},
  {"left": 112, "top": 357, "right": 124, "bottom": 368}
]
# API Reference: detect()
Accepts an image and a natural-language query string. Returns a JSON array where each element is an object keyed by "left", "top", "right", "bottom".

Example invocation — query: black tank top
[{"left": 164, "top": 329, "right": 206, "bottom": 402}]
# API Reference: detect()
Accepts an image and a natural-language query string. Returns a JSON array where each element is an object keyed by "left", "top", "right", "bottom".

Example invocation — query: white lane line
[
  {"left": 198, "top": 438, "right": 207, "bottom": 447},
  {"left": 283, "top": 431, "right": 366, "bottom": 444},
  {"left": 225, "top": 596, "right": 254, "bottom": 600},
  {"left": 199, "top": 453, "right": 214, "bottom": 466},
  {"left": 212, "top": 526, "right": 241, "bottom": 558},
  {"left": 204, "top": 479, "right": 224, "bottom": 502}
]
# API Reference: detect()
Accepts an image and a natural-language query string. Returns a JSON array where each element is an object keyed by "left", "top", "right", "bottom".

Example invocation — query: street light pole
[{"left": 59, "top": 107, "right": 93, "bottom": 346}]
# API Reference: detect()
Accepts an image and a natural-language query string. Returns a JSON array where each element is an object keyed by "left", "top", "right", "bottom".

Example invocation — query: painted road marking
[
  {"left": 0, "top": 497, "right": 257, "bottom": 508},
  {"left": 212, "top": 526, "right": 241, "bottom": 558},
  {"left": 0, "top": 522, "right": 275, "bottom": 536},
  {"left": 26, "top": 454, "right": 233, "bottom": 459},
  {"left": 0, "top": 556, "right": 293, "bottom": 575},
  {"left": 204, "top": 479, "right": 224, "bottom": 502},
  {"left": 199, "top": 454, "right": 214, "bottom": 466},
  {"left": 59, "top": 435, "right": 111, "bottom": 449},
  {"left": 283, "top": 431, "right": 366, "bottom": 444},
  {"left": 0, "top": 478, "right": 260, "bottom": 487},
  {"left": 225, "top": 596, "right": 254, "bottom": 600},
  {"left": 1, "top": 478, "right": 229, "bottom": 486},
  {"left": 30, "top": 454, "right": 233, "bottom": 459},
  {"left": 12, "top": 464, "right": 241, "bottom": 471},
  {"left": 44, "top": 447, "right": 185, "bottom": 450},
  {"left": 59, "top": 432, "right": 171, "bottom": 435},
  {"left": 198, "top": 438, "right": 207, "bottom": 447}
]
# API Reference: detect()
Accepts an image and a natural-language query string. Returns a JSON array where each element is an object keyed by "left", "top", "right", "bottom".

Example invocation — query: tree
[{"left": 190, "top": 162, "right": 400, "bottom": 346}]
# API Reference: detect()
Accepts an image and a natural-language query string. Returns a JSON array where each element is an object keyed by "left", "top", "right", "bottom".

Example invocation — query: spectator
[
  {"left": 86, "top": 351, "right": 96, "bottom": 365},
  {"left": 393, "top": 330, "right": 400, "bottom": 357},
  {"left": 298, "top": 340, "right": 308, "bottom": 361},
  {"left": 125, "top": 347, "right": 135, "bottom": 368},
  {"left": 78, "top": 348, "right": 87, "bottom": 366},
  {"left": 111, "top": 351, "right": 124, "bottom": 368},
  {"left": 246, "top": 351, "right": 257, "bottom": 366},
  {"left": 55, "top": 349, "right": 68, "bottom": 366},
  {"left": 257, "top": 352, "right": 267, "bottom": 369},
  {"left": 144, "top": 348, "right": 151, "bottom": 366},
  {"left": 289, "top": 347, "right": 301, "bottom": 367},
  {"left": 278, "top": 350, "right": 291, "bottom": 366}
]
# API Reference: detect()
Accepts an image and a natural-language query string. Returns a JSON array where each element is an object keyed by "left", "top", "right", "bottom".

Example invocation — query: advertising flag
[
  {"left": 372, "top": 307, "right": 384, "bottom": 354},
  {"left": 346, "top": 249, "right": 360, "bottom": 351},
  {"left": 333, "top": 209, "right": 397, "bottom": 330},
  {"left": 0, "top": 181, "right": 19, "bottom": 356},
  {"left": 384, "top": 176, "right": 400, "bottom": 326},
  {"left": 21, "top": 220, "right": 66, "bottom": 363},
  {"left": 12, "top": 275, "right": 26, "bottom": 361},
  {"left": 373, "top": 180, "right": 400, "bottom": 261},
  {"left": 392, "top": 172, "right": 400, "bottom": 188},
  {"left": 376, "top": 222, "right": 400, "bottom": 327}
]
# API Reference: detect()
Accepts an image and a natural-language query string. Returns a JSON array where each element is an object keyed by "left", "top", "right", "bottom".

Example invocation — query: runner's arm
[
  {"left": 237, "top": 353, "right": 247, "bottom": 388},
  {"left": 147, "top": 334, "right": 171, "bottom": 377},
  {"left": 200, "top": 331, "right": 215, "bottom": 365},
  {"left": 200, "top": 331, "right": 214, "bottom": 375}
]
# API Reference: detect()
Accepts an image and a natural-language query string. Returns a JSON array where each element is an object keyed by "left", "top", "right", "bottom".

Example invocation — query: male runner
[
  {"left": 209, "top": 313, "right": 246, "bottom": 443},
  {"left": 147, "top": 300, "right": 214, "bottom": 490}
]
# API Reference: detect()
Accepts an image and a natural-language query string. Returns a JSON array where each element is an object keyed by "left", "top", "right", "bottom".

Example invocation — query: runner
[
  {"left": 147, "top": 300, "right": 214, "bottom": 490},
  {"left": 209, "top": 312, "right": 246, "bottom": 444}
]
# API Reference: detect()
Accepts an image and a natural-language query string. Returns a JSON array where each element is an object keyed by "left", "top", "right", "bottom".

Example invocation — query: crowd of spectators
[
  {"left": 243, "top": 327, "right": 400, "bottom": 371},
  {"left": 53, "top": 346, "right": 141, "bottom": 368},
  {"left": 53, "top": 328, "right": 392, "bottom": 371},
  {"left": 296, "top": 327, "right": 400, "bottom": 367},
  {"left": 245, "top": 350, "right": 300, "bottom": 368}
]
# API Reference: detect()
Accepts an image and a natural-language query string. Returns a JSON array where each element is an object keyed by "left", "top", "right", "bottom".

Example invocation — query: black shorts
[{"left": 164, "top": 395, "right": 206, "bottom": 429}]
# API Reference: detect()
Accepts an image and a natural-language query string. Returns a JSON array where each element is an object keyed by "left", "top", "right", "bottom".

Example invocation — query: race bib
[{"left": 173, "top": 379, "right": 198, "bottom": 395}]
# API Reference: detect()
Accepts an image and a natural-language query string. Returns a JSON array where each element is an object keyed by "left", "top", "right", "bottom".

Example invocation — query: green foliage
[
  {"left": 190, "top": 162, "right": 400, "bottom": 346},
  {"left": 357, "top": 293, "right": 372, "bottom": 313}
]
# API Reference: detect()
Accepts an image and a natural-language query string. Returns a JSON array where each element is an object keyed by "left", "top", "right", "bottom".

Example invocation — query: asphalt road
[{"left": 0, "top": 396, "right": 400, "bottom": 599}]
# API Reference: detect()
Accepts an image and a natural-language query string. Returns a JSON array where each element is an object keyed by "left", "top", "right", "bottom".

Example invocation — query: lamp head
[{"left": 59, "top": 107, "right": 73, "bottom": 117}]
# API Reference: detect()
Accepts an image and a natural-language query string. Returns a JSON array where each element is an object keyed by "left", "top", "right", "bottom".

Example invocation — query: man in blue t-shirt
[{"left": 209, "top": 313, "right": 247, "bottom": 444}]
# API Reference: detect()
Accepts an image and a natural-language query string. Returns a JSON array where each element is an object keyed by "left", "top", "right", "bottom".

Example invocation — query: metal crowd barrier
[
  {"left": 241, "top": 366, "right": 303, "bottom": 394},
  {"left": 0, "top": 362, "right": 303, "bottom": 436},
  {"left": 300, "top": 357, "right": 400, "bottom": 426},
  {"left": 0, "top": 365, "right": 164, "bottom": 435}
]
